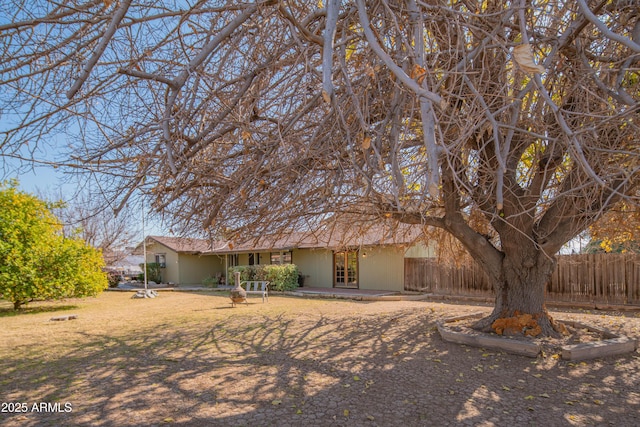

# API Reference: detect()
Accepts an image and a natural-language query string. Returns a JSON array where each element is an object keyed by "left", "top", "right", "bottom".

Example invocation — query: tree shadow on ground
[
  {"left": 0, "top": 304, "right": 78, "bottom": 318},
  {"left": 0, "top": 303, "right": 638, "bottom": 427}
]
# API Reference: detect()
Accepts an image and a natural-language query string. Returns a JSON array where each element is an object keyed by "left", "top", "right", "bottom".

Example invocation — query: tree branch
[
  {"left": 441, "top": 168, "right": 504, "bottom": 280},
  {"left": 576, "top": 0, "right": 640, "bottom": 53},
  {"left": 66, "top": 0, "right": 133, "bottom": 99},
  {"left": 321, "top": 0, "right": 339, "bottom": 102},
  {"left": 355, "top": 0, "right": 443, "bottom": 108},
  {"left": 117, "top": 67, "right": 179, "bottom": 89}
]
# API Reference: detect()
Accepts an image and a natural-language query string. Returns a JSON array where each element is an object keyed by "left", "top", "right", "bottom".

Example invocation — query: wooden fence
[{"left": 404, "top": 254, "right": 640, "bottom": 306}]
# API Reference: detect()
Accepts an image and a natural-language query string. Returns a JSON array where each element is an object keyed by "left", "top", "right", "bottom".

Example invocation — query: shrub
[
  {"left": 228, "top": 264, "right": 299, "bottom": 291},
  {"left": 138, "top": 262, "right": 162, "bottom": 283},
  {"left": 202, "top": 273, "right": 223, "bottom": 288},
  {"left": 107, "top": 271, "right": 122, "bottom": 288},
  {"left": 263, "top": 264, "right": 299, "bottom": 291},
  {"left": 227, "top": 266, "right": 246, "bottom": 285}
]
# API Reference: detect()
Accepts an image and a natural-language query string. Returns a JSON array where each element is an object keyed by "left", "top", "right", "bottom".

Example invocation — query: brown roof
[
  {"left": 225, "top": 224, "right": 422, "bottom": 252},
  {"left": 139, "top": 224, "right": 423, "bottom": 255},
  {"left": 143, "top": 236, "right": 227, "bottom": 254}
]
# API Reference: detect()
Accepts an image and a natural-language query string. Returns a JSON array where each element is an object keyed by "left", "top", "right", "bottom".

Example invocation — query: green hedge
[{"left": 229, "top": 264, "right": 299, "bottom": 292}]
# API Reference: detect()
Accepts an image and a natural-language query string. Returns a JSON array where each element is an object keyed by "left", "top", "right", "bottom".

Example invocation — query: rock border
[
  {"left": 437, "top": 313, "right": 637, "bottom": 361},
  {"left": 559, "top": 320, "right": 637, "bottom": 361}
]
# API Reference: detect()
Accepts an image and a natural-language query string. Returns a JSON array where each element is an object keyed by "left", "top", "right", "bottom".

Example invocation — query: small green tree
[{"left": 0, "top": 181, "right": 108, "bottom": 309}]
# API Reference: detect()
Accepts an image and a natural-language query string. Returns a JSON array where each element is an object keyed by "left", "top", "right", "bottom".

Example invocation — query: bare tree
[
  {"left": 52, "top": 192, "right": 140, "bottom": 261},
  {"left": 1, "top": 0, "right": 639, "bottom": 335}
]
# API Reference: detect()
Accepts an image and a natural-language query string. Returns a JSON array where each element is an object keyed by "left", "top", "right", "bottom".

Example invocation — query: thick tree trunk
[
  {"left": 473, "top": 248, "right": 561, "bottom": 337},
  {"left": 439, "top": 176, "right": 564, "bottom": 338}
]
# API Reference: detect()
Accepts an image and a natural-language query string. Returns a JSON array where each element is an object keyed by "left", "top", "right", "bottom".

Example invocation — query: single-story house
[{"left": 136, "top": 226, "right": 435, "bottom": 292}]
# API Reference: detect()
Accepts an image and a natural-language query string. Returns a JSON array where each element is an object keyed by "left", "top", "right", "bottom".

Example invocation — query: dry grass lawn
[{"left": 1, "top": 291, "right": 639, "bottom": 427}]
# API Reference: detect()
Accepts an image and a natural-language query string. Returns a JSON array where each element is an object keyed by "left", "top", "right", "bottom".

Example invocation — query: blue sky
[
  {"left": 2, "top": 157, "right": 166, "bottom": 240},
  {"left": 1, "top": 150, "right": 79, "bottom": 199},
  {"left": 6, "top": 164, "right": 70, "bottom": 196}
]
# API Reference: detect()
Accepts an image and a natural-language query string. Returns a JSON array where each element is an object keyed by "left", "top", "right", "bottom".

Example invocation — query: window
[
  {"left": 248, "top": 253, "right": 261, "bottom": 265},
  {"left": 228, "top": 254, "right": 239, "bottom": 267},
  {"left": 270, "top": 251, "right": 292, "bottom": 264},
  {"left": 155, "top": 253, "right": 166, "bottom": 268}
]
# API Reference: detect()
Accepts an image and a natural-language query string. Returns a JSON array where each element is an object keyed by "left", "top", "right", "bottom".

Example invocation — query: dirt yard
[{"left": 1, "top": 291, "right": 639, "bottom": 426}]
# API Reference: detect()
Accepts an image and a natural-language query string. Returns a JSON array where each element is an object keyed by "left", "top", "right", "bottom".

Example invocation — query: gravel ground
[{"left": 1, "top": 294, "right": 639, "bottom": 427}]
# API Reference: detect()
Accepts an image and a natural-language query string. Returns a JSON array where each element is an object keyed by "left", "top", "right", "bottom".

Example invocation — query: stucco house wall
[
  {"left": 359, "top": 246, "right": 405, "bottom": 292},
  {"left": 144, "top": 241, "right": 180, "bottom": 284},
  {"left": 177, "top": 254, "right": 224, "bottom": 286},
  {"left": 293, "top": 246, "right": 407, "bottom": 291},
  {"left": 144, "top": 240, "right": 224, "bottom": 285},
  {"left": 293, "top": 248, "right": 333, "bottom": 288},
  {"left": 404, "top": 241, "right": 436, "bottom": 258}
]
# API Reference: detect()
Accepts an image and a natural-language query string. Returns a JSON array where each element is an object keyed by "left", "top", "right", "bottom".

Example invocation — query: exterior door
[{"left": 334, "top": 251, "right": 358, "bottom": 288}]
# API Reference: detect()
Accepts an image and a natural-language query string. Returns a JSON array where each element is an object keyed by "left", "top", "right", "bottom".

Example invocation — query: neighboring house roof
[
  {"left": 103, "top": 251, "right": 144, "bottom": 274},
  {"left": 103, "top": 249, "right": 141, "bottom": 267},
  {"left": 111, "top": 255, "right": 144, "bottom": 273},
  {"left": 138, "top": 224, "right": 424, "bottom": 256},
  {"left": 124, "top": 254, "right": 145, "bottom": 267}
]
